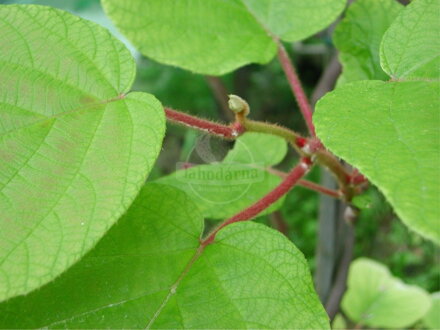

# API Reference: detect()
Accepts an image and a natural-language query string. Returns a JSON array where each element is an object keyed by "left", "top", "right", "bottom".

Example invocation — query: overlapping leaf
[
  {"left": 102, "top": 0, "right": 346, "bottom": 75},
  {"left": 0, "top": 5, "right": 165, "bottom": 302},
  {"left": 342, "top": 258, "right": 431, "bottom": 328},
  {"left": 315, "top": 81, "right": 440, "bottom": 242},
  {"left": 380, "top": 0, "right": 440, "bottom": 80},
  {"left": 223, "top": 131, "right": 288, "bottom": 166},
  {"left": 0, "top": 183, "right": 329, "bottom": 329},
  {"left": 157, "top": 132, "right": 287, "bottom": 219},
  {"left": 315, "top": 0, "right": 440, "bottom": 243},
  {"left": 334, "top": 0, "right": 402, "bottom": 84}
]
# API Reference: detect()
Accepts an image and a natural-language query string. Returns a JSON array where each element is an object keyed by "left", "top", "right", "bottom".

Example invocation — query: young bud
[{"left": 228, "top": 94, "right": 250, "bottom": 116}]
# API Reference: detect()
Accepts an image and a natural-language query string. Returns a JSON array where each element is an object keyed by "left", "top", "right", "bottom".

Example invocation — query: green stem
[{"left": 243, "top": 119, "right": 304, "bottom": 152}]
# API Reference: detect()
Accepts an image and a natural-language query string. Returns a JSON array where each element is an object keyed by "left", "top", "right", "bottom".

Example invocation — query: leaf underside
[
  {"left": 0, "top": 5, "right": 165, "bottom": 302},
  {"left": 102, "top": 0, "right": 346, "bottom": 75}
]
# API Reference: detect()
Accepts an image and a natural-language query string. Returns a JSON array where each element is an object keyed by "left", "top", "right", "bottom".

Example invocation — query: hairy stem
[
  {"left": 243, "top": 119, "right": 304, "bottom": 152},
  {"left": 277, "top": 41, "right": 316, "bottom": 136},
  {"left": 202, "top": 158, "right": 313, "bottom": 245},
  {"left": 165, "top": 108, "right": 353, "bottom": 195},
  {"left": 165, "top": 107, "right": 306, "bottom": 149},
  {"left": 165, "top": 107, "right": 240, "bottom": 139},
  {"left": 267, "top": 167, "right": 341, "bottom": 198}
]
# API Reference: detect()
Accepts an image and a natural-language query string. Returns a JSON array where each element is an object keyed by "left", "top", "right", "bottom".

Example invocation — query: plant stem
[
  {"left": 205, "top": 76, "right": 235, "bottom": 121},
  {"left": 314, "top": 150, "right": 353, "bottom": 198},
  {"left": 165, "top": 107, "right": 307, "bottom": 149},
  {"left": 202, "top": 158, "right": 313, "bottom": 245},
  {"left": 267, "top": 167, "right": 341, "bottom": 198},
  {"left": 165, "top": 108, "right": 353, "bottom": 195},
  {"left": 269, "top": 211, "right": 289, "bottom": 236},
  {"left": 325, "top": 221, "right": 355, "bottom": 320},
  {"left": 299, "top": 180, "right": 341, "bottom": 198},
  {"left": 277, "top": 41, "right": 316, "bottom": 136},
  {"left": 165, "top": 107, "right": 240, "bottom": 139},
  {"left": 243, "top": 119, "right": 304, "bottom": 152}
]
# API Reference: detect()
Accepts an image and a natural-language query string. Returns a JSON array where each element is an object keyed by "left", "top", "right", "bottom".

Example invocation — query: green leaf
[
  {"left": 315, "top": 80, "right": 440, "bottom": 243},
  {"left": 424, "top": 292, "right": 440, "bottom": 329},
  {"left": 158, "top": 163, "right": 283, "bottom": 219},
  {"left": 223, "top": 132, "right": 287, "bottom": 166},
  {"left": 241, "top": 0, "right": 346, "bottom": 42},
  {"left": 102, "top": 0, "right": 346, "bottom": 75},
  {"left": 0, "top": 5, "right": 165, "bottom": 302},
  {"left": 380, "top": 0, "right": 440, "bottom": 80},
  {"left": 332, "top": 314, "right": 346, "bottom": 329},
  {"left": 342, "top": 258, "right": 432, "bottom": 328},
  {"left": 0, "top": 183, "right": 329, "bottom": 329},
  {"left": 157, "top": 132, "right": 287, "bottom": 219},
  {"left": 334, "top": 0, "right": 403, "bottom": 84}
]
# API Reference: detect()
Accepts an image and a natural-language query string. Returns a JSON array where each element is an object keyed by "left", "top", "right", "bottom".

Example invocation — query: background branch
[
  {"left": 269, "top": 211, "right": 289, "bottom": 237},
  {"left": 325, "top": 220, "right": 355, "bottom": 320},
  {"left": 205, "top": 76, "right": 235, "bottom": 121}
]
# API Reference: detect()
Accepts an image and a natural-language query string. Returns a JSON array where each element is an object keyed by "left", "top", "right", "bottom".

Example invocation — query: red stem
[
  {"left": 277, "top": 42, "right": 316, "bottom": 136},
  {"left": 165, "top": 107, "right": 239, "bottom": 139},
  {"left": 298, "top": 180, "right": 341, "bottom": 198},
  {"left": 267, "top": 167, "right": 340, "bottom": 198},
  {"left": 202, "top": 158, "right": 313, "bottom": 245}
]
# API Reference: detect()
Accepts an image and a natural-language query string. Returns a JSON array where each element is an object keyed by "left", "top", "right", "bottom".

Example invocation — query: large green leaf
[
  {"left": 380, "top": 0, "right": 440, "bottom": 80},
  {"left": 334, "top": 0, "right": 402, "bottom": 84},
  {"left": 0, "top": 183, "right": 329, "bottom": 329},
  {"left": 102, "top": 0, "right": 346, "bottom": 75},
  {"left": 315, "top": 81, "right": 440, "bottom": 243},
  {"left": 423, "top": 292, "right": 440, "bottom": 329},
  {"left": 342, "top": 258, "right": 431, "bottom": 328},
  {"left": 0, "top": 5, "right": 165, "bottom": 302},
  {"left": 157, "top": 132, "right": 287, "bottom": 219}
]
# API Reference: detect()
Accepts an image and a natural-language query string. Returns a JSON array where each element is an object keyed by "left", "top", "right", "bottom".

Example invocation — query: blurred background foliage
[{"left": 3, "top": 0, "right": 438, "bottom": 295}]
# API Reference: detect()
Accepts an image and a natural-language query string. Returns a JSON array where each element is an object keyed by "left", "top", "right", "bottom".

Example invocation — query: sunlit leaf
[
  {"left": 0, "top": 5, "right": 165, "bottom": 302},
  {"left": 380, "top": 0, "right": 440, "bottom": 80},
  {"left": 0, "top": 183, "right": 329, "bottom": 329},
  {"left": 315, "top": 81, "right": 440, "bottom": 243},
  {"left": 334, "top": 0, "right": 402, "bottom": 84}
]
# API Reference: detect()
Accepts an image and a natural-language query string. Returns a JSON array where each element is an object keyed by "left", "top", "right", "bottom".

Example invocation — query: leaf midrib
[{"left": 0, "top": 94, "right": 125, "bottom": 136}]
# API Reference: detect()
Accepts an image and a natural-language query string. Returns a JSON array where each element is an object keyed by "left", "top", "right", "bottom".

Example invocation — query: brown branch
[
  {"left": 311, "top": 54, "right": 342, "bottom": 106},
  {"left": 269, "top": 211, "right": 289, "bottom": 237},
  {"left": 205, "top": 76, "right": 235, "bottom": 121},
  {"left": 325, "top": 217, "right": 356, "bottom": 320}
]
